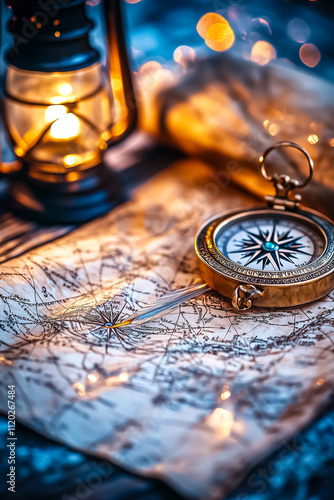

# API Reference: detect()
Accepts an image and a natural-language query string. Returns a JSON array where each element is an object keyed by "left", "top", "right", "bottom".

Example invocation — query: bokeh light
[
  {"left": 173, "top": 45, "right": 196, "bottom": 66},
  {"left": 204, "top": 22, "right": 235, "bottom": 52},
  {"left": 252, "top": 17, "right": 272, "bottom": 34},
  {"left": 139, "top": 61, "right": 174, "bottom": 89},
  {"left": 268, "top": 123, "right": 280, "bottom": 136},
  {"left": 307, "top": 134, "right": 319, "bottom": 144},
  {"left": 299, "top": 43, "right": 321, "bottom": 67},
  {"left": 251, "top": 41, "right": 276, "bottom": 65},
  {"left": 287, "top": 18, "right": 311, "bottom": 43},
  {"left": 196, "top": 12, "right": 227, "bottom": 39}
]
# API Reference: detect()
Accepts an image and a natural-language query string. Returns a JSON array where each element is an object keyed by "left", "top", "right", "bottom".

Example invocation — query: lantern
[{"left": 2, "top": 0, "right": 137, "bottom": 222}]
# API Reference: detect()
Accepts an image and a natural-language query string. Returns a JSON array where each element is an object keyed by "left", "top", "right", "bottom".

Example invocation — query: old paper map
[{"left": 0, "top": 160, "right": 333, "bottom": 499}]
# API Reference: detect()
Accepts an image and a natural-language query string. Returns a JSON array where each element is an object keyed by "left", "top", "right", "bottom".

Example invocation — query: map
[{"left": 0, "top": 159, "right": 333, "bottom": 499}]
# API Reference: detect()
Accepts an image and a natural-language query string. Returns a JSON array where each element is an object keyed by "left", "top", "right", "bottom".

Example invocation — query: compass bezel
[{"left": 195, "top": 206, "right": 334, "bottom": 308}]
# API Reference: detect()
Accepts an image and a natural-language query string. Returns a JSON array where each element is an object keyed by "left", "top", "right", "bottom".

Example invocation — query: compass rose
[{"left": 230, "top": 224, "right": 311, "bottom": 271}]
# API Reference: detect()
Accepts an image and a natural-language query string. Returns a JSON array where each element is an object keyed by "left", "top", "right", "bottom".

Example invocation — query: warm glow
[
  {"left": 153, "top": 69, "right": 173, "bottom": 86},
  {"left": 316, "top": 378, "right": 324, "bottom": 386},
  {"left": 111, "top": 121, "right": 128, "bottom": 137},
  {"left": 45, "top": 104, "right": 67, "bottom": 122},
  {"left": 207, "top": 408, "right": 234, "bottom": 438},
  {"left": 269, "top": 123, "right": 280, "bottom": 136},
  {"left": 139, "top": 61, "right": 163, "bottom": 76},
  {"left": 139, "top": 61, "right": 173, "bottom": 89},
  {"left": 101, "top": 131, "right": 111, "bottom": 141},
  {"left": 205, "top": 22, "right": 235, "bottom": 52},
  {"left": 54, "top": 31, "right": 60, "bottom": 38},
  {"left": 173, "top": 45, "right": 196, "bottom": 66},
  {"left": 196, "top": 12, "right": 227, "bottom": 39},
  {"left": 307, "top": 134, "right": 318, "bottom": 145},
  {"left": 66, "top": 172, "right": 80, "bottom": 181},
  {"left": 63, "top": 155, "right": 78, "bottom": 167},
  {"left": 111, "top": 78, "right": 123, "bottom": 92},
  {"left": 87, "top": 373, "right": 99, "bottom": 383},
  {"left": 0, "top": 356, "right": 12, "bottom": 365},
  {"left": 220, "top": 390, "right": 231, "bottom": 400},
  {"left": 119, "top": 372, "right": 129, "bottom": 382},
  {"left": 50, "top": 113, "right": 80, "bottom": 139},
  {"left": 50, "top": 96, "right": 65, "bottom": 104},
  {"left": 299, "top": 43, "right": 321, "bottom": 67},
  {"left": 14, "top": 146, "right": 25, "bottom": 157},
  {"left": 251, "top": 41, "right": 276, "bottom": 65},
  {"left": 329, "top": 138, "right": 334, "bottom": 147},
  {"left": 125, "top": 0, "right": 141, "bottom": 3},
  {"left": 73, "top": 382, "right": 86, "bottom": 396},
  {"left": 59, "top": 83, "right": 73, "bottom": 96},
  {"left": 106, "top": 372, "right": 129, "bottom": 385}
]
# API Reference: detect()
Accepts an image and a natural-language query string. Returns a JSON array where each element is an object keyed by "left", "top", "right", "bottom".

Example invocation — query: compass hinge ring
[{"left": 232, "top": 284, "right": 264, "bottom": 311}]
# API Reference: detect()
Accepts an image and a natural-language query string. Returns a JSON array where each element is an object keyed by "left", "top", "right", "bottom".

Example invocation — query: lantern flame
[{"left": 50, "top": 113, "right": 80, "bottom": 140}]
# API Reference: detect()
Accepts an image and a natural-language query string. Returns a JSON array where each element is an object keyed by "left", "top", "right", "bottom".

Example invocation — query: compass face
[{"left": 215, "top": 214, "right": 325, "bottom": 272}]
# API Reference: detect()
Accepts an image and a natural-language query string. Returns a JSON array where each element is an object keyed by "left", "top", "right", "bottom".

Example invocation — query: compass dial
[{"left": 215, "top": 215, "right": 325, "bottom": 272}]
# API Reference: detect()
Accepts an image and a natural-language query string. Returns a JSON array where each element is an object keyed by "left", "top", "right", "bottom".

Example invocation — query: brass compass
[
  {"left": 103, "top": 141, "right": 334, "bottom": 332},
  {"left": 195, "top": 142, "right": 334, "bottom": 310}
]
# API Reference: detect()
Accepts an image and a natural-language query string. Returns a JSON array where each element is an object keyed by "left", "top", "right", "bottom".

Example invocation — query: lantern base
[{"left": 10, "top": 162, "right": 125, "bottom": 224}]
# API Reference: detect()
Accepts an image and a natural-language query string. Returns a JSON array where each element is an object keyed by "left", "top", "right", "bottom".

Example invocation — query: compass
[{"left": 195, "top": 142, "right": 334, "bottom": 310}]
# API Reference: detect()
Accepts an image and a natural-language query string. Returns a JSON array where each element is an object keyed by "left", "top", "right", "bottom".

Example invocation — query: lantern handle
[{"left": 103, "top": 0, "right": 137, "bottom": 146}]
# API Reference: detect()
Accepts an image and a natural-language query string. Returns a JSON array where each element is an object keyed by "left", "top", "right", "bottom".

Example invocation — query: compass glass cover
[{"left": 215, "top": 213, "right": 325, "bottom": 272}]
